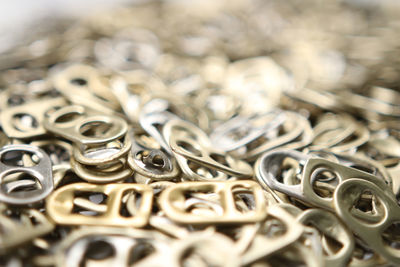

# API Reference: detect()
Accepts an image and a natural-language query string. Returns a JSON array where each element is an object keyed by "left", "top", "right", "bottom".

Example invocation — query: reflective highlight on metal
[
  {"left": 0, "top": 1, "right": 399, "bottom": 266},
  {"left": 0, "top": 144, "right": 54, "bottom": 204}
]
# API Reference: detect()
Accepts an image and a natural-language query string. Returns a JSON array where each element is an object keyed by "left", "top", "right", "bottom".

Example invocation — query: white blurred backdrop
[
  {"left": 0, "top": 0, "right": 398, "bottom": 54},
  {"left": 0, "top": 0, "right": 135, "bottom": 52}
]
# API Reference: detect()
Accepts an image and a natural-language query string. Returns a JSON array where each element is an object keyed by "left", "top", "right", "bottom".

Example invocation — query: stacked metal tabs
[{"left": 0, "top": 0, "right": 400, "bottom": 266}]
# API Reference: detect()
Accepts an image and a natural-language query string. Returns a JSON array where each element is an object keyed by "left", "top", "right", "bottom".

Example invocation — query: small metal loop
[
  {"left": 70, "top": 156, "right": 132, "bottom": 184},
  {"left": 210, "top": 111, "right": 313, "bottom": 161},
  {"left": 302, "top": 157, "right": 394, "bottom": 213},
  {"left": 310, "top": 113, "right": 370, "bottom": 152},
  {"left": 52, "top": 64, "right": 121, "bottom": 113},
  {"left": 73, "top": 134, "right": 131, "bottom": 166},
  {"left": 241, "top": 204, "right": 304, "bottom": 265},
  {"left": 334, "top": 178, "right": 400, "bottom": 264},
  {"left": 160, "top": 180, "right": 267, "bottom": 224},
  {"left": 55, "top": 227, "right": 171, "bottom": 267},
  {"left": 255, "top": 149, "right": 309, "bottom": 203},
  {"left": 128, "top": 128, "right": 180, "bottom": 181},
  {"left": 164, "top": 119, "right": 253, "bottom": 180},
  {"left": 46, "top": 183, "right": 153, "bottom": 227},
  {"left": 0, "top": 97, "right": 67, "bottom": 139},
  {"left": 297, "top": 208, "right": 355, "bottom": 267},
  {"left": 168, "top": 232, "right": 240, "bottom": 267},
  {"left": 0, "top": 144, "right": 54, "bottom": 205},
  {"left": 139, "top": 109, "right": 180, "bottom": 154},
  {"left": 0, "top": 204, "right": 54, "bottom": 253},
  {"left": 210, "top": 111, "right": 286, "bottom": 152},
  {"left": 43, "top": 104, "right": 128, "bottom": 146}
]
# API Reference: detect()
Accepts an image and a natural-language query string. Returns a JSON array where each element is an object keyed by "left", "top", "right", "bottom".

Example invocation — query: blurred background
[
  {"left": 0, "top": 0, "right": 134, "bottom": 52},
  {"left": 1, "top": 1, "right": 400, "bottom": 266},
  {"left": 1, "top": 0, "right": 400, "bottom": 104},
  {"left": 2, "top": 0, "right": 400, "bottom": 53}
]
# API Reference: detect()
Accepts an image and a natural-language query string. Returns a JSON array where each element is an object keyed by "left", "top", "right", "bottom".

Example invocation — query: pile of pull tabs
[{"left": 1, "top": 0, "right": 400, "bottom": 266}]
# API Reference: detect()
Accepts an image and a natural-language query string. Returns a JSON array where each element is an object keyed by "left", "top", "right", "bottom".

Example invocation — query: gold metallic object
[
  {"left": 0, "top": 0, "right": 399, "bottom": 265},
  {"left": 160, "top": 180, "right": 266, "bottom": 224},
  {"left": 128, "top": 127, "right": 180, "bottom": 180},
  {"left": 0, "top": 97, "right": 66, "bottom": 139},
  {"left": 334, "top": 178, "right": 400, "bottom": 264},
  {"left": 0, "top": 204, "right": 54, "bottom": 254},
  {"left": 43, "top": 104, "right": 127, "bottom": 146},
  {"left": 53, "top": 64, "right": 121, "bottom": 113},
  {"left": 54, "top": 227, "right": 171, "bottom": 267},
  {"left": 241, "top": 204, "right": 304, "bottom": 265},
  {"left": 46, "top": 183, "right": 153, "bottom": 227},
  {"left": 297, "top": 209, "right": 355, "bottom": 267}
]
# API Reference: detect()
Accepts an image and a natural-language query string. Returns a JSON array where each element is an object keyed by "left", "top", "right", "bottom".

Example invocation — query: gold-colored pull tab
[
  {"left": 128, "top": 127, "right": 180, "bottom": 181},
  {"left": 43, "top": 104, "right": 128, "bottom": 146},
  {"left": 53, "top": 64, "right": 121, "bottom": 113},
  {"left": 54, "top": 227, "right": 171, "bottom": 267},
  {"left": 241, "top": 204, "right": 304, "bottom": 265},
  {"left": 159, "top": 180, "right": 266, "bottom": 224},
  {"left": 70, "top": 133, "right": 133, "bottom": 184},
  {"left": 302, "top": 157, "right": 393, "bottom": 211},
  {"left": 0, "top": 204, "right": 54, "bottom": 253},
  {"left": 297, "top": 208, "right": 355, "bottom": 267},
  {"left": 0, "top": 97, "right": 67, "bottom": 139},
  {"left": 46, "top": 183, "right": 153, "bottom": 227},
  {"left": 334, "top": 178, "right": 400, "bottom": 265},
  {"left": 167, "top": 231, "right": 241, "bottom": 267},
  {"left": 310, "top": 113, "right": 369, "bottom": 152}
]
